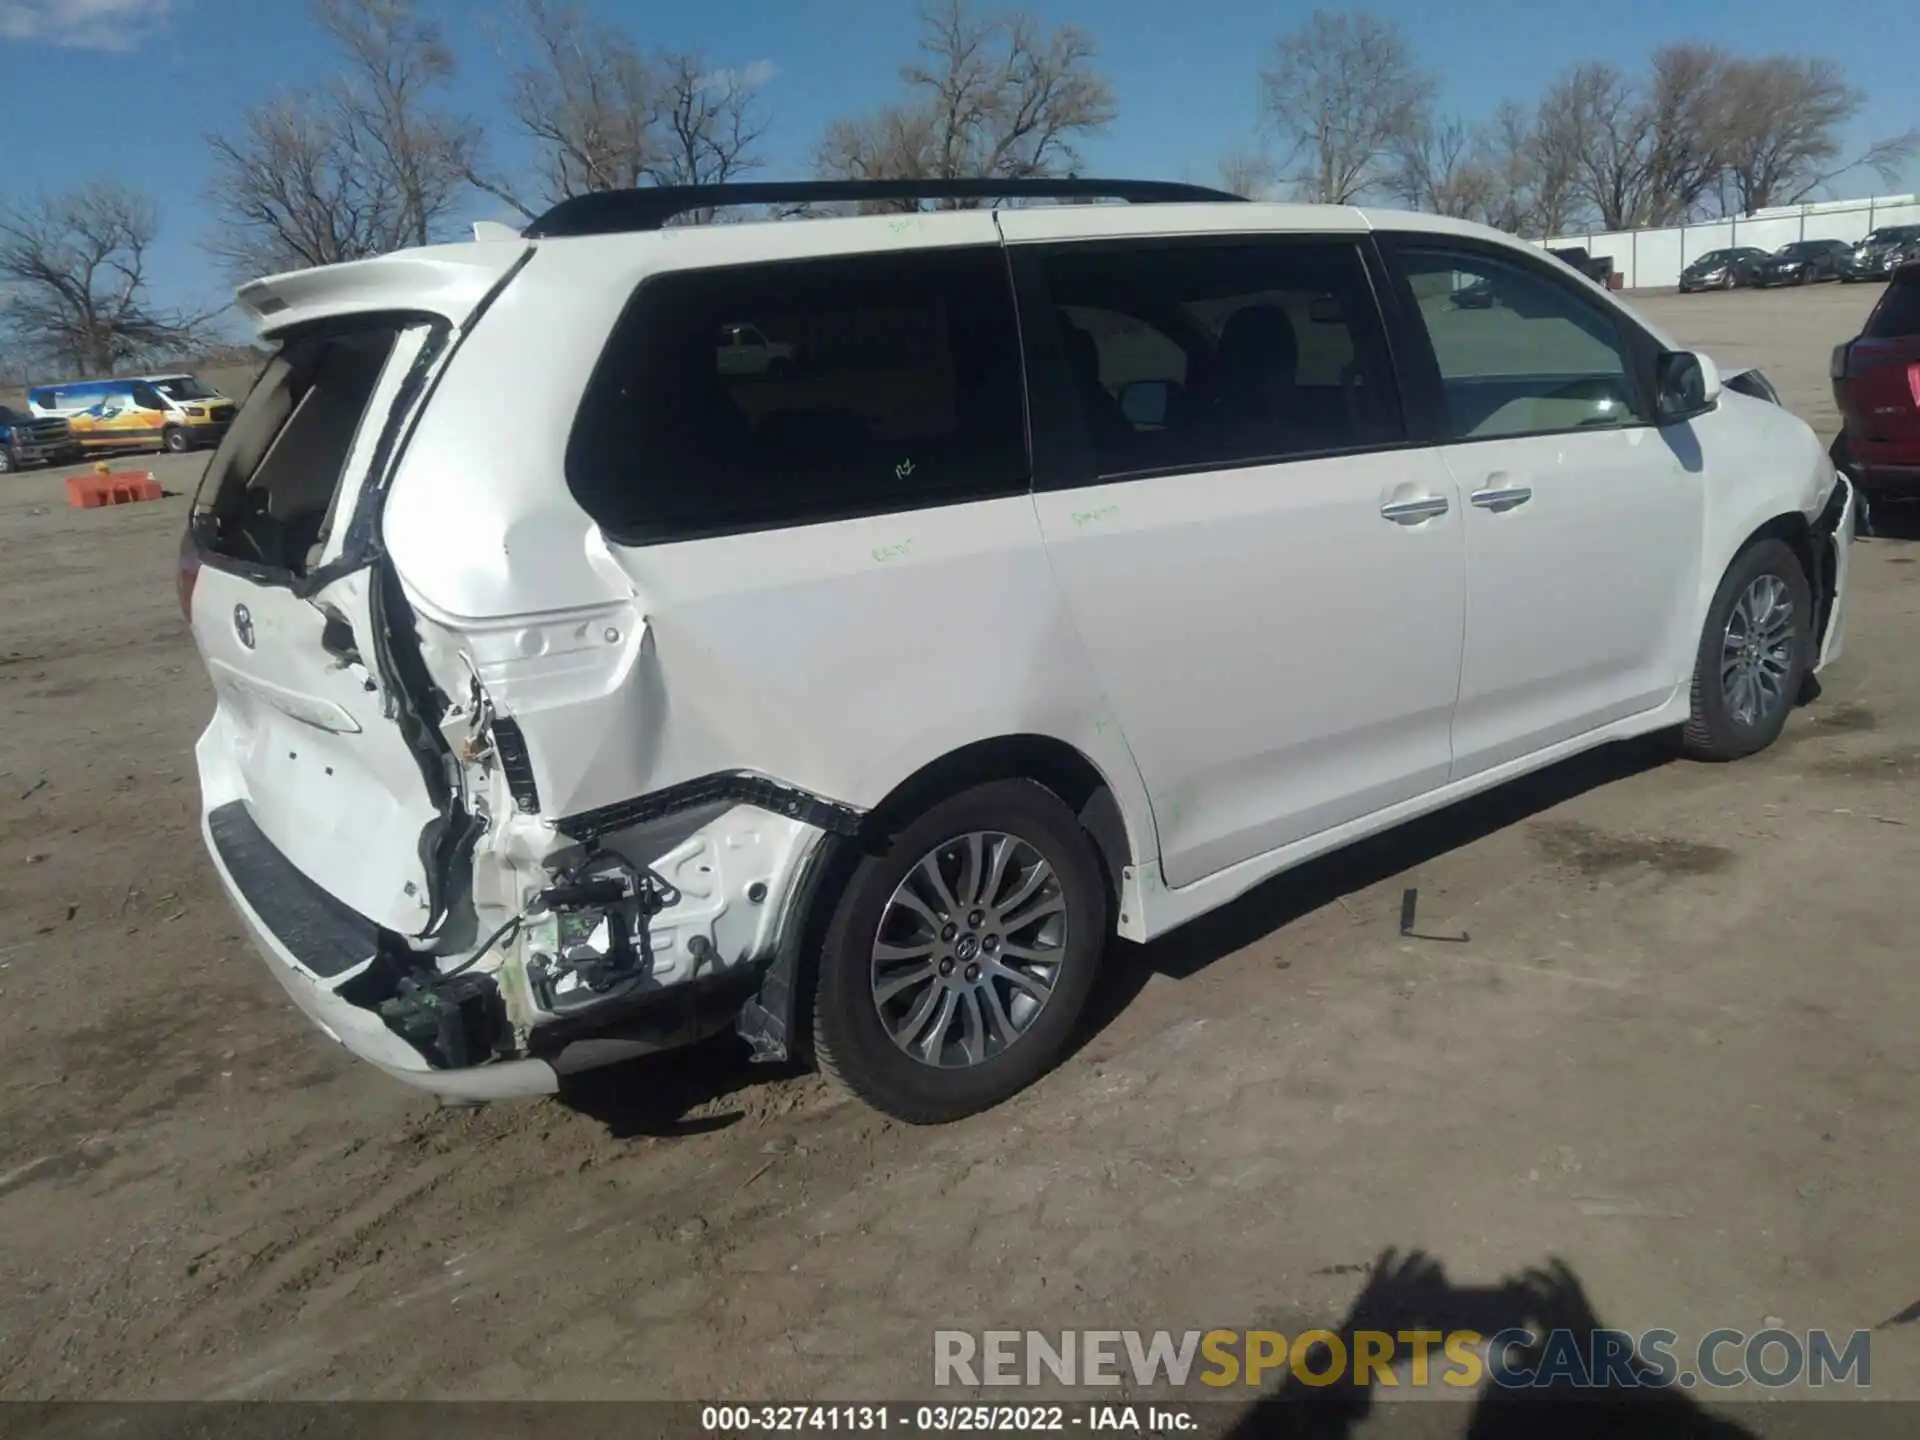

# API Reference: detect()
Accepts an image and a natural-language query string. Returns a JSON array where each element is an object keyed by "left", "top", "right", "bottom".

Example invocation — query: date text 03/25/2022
[{"left": 700, "top": 1405, "right": 1195, "bottom": 1433}]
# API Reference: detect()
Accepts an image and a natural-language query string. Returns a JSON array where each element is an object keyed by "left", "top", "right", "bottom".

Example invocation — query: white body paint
[{"left": 190, "top": 202, "right": 1855, "bottom": 1097}]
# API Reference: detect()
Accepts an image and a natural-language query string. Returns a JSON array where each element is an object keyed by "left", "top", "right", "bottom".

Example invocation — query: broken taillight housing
[
  {"left": 176, "top": 526, "right": 200, "bottom": 623},
  {"left": 1908, "top": 363, "right": 1920, "bottom": 409}
]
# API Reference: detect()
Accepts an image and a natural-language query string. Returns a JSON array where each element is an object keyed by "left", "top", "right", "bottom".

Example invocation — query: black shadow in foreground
[{"left": 1223, "top": 1250, "right": 1757, "bottom": 1440}]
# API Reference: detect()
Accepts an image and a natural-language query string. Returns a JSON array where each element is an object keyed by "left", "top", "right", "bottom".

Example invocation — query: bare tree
[
  {"left": 206, "top": 0, "right": 476, "bottom": 278},
  {"left": 1534, "top": 62, "right": 1659, "bottom": 231},
  {"left": 1718, "top": 56, "right": 1918, "bottom": 212},
  {"left": 0, "top": 183, "right": 207, "bottom": 373},
  {"left": 641, "top": 52, "right": 769, "bottom": 220},
  {"left": 1474, "top": 100, "right": 1558, "bottom": 235},
  {"left": 814, "top": 0, "right": 1115, "bottom": 209},
  {"left": 1498, "top": 99, "right": 1577, "bottom": 237},
  {"left": 1390, "top": 115, "right": 1492, "bottom": 219},
  {"left": 1531, "top": 45, "right": 1776, "bottom": 231},
  {"left": 478, "top": 0, "right": 767, "bottom": 221},
  {"left": 1258, "top": 10, "right": 1434, "bottom": 204},
  {"left": 208, "top": 98, "right": 416, "bottom": 276},
  {"left": 1217, "top": 150, "right": 1277, "bottom": 200},
  {"left": 1637, "top": 44, "right": 1732, "bottom": 225},
  {"left": 487, "top": 0, "right": 653, "bottom": 208}
]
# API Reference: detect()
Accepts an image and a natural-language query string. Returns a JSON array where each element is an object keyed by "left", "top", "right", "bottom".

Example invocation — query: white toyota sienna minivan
[{"left": 183, "top": 179, "right": 1855, "bottom": 1123}]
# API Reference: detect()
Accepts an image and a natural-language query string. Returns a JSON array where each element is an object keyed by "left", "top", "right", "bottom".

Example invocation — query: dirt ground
[{"left": 1, "top": 282, "right": 1916, "bottom": 1418}]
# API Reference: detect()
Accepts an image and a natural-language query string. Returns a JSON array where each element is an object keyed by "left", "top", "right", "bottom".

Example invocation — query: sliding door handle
[
  {"left": 1380, "top": 495, "right": 1450, "bottom": 525},
  {"left": 1470, "top": 486, "right": 1533, "bottom": 513}
]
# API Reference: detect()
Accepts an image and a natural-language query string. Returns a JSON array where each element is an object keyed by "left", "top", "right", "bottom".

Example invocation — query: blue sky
[{"left": 0, "top": 0, "right": 1915, "bottom": 322}]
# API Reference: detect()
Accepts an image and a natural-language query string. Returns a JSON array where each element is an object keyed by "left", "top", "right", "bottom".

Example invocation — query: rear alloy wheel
[
  {"left": 1680, "top": 539, "right": 1812, "bottom": 761},
  {"left": 812, "top": 779, "right": 1107, "bottom": 1123}
]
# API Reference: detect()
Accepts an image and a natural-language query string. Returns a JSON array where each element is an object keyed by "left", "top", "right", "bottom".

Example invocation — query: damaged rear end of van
[{"left": 185, "top": 239, "right": 843, "bottom": 1100}]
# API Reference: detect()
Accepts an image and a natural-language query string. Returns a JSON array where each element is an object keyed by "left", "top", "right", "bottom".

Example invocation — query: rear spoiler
[{"left": 234, "top": 241, "right": 532, "bottom": 338}]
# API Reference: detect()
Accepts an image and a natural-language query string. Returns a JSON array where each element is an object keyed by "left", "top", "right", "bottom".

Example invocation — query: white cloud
[
  {"left": 0, "top": 0, "right": 172, "bottom": 52},
  {"left": 700, "top": 57, "right": 778, "bottom": 92}
]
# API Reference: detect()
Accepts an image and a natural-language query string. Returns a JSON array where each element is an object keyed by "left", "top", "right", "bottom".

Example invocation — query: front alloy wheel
[
  {"left": 1681, "top": 539, "right": 1811, "bottom": 760},
  {"left": 813, "top": 778, "right": 1107, "bottom": 1123},
  {"left": 1721, "top": 574, "right": 1797, "bottom": 728}
]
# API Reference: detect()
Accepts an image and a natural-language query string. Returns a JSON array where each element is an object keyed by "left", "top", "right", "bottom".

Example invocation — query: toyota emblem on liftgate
[{"left": 233, "top": 604, "right": 255, "bottom": 650}]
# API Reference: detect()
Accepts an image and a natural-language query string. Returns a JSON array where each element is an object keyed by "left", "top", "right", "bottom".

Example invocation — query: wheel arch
[
  {"left": 858, "top": 732, "right": 1138, "bottom": 902},
  {"left": 737, "top": 732, "right": 1141, "bottom": 1070},
  {"left": 1722, "top": 508, "right": 1836, "bottom": 654}
]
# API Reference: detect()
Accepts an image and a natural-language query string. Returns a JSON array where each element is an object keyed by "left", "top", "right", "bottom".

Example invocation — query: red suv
[{"left": 1833, "top": 260, "right": 1920, "bottom": 497}]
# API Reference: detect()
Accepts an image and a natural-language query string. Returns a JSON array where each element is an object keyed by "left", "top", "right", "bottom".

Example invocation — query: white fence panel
[
  {"left": 1634, "top": 228, "right": 1685, "bottom": 289},
  {"left": 1677, "top": 221, "right": 1733, "bottom": 266},
  {"left": 1733, "top": 215, "right": 1803, "bottom": 256},
  {"left": 1546, "top": 194, "right": 1920, "bottom": 289},
  {"left": 1868, "top": 200, "right": 1920, "bottom": 231}
]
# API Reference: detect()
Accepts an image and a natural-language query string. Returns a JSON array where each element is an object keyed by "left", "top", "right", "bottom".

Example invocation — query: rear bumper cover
[
  {"left": 202, "top": 800, "right": 560, "bottom": 1100},
  {"left": 1844, "top": 458, "right": 1920, "bottom": 495}
]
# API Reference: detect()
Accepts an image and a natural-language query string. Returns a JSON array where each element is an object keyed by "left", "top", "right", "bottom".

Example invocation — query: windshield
[
  {"left": 1693, "top": 251, "right": 1734, "bottom": 266},
  {"left": 152, "top": 376, "right": 215, "bottom": 401},
  {"left": 1776, "top": 243, "right": 1825, "bottom": 258},
  {"left": 1864, "top": 228, "right": 1918, "bottom": 246}
]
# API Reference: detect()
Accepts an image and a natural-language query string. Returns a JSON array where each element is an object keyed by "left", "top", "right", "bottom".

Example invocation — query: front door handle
[
  {"left": 1380, "top": 495, "right": 1450, "bottom": 525},
  {"left": 1470, "top": 486, "right": 1534, "bottom": 513}
]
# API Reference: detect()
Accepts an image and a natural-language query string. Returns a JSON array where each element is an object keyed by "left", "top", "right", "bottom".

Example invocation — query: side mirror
[
  {"left": 1119, "top": 379, "right": 1171, "bottom": 427},
  {"left": 1655, "top": 350, "right": 1720, "bottom": 422}
]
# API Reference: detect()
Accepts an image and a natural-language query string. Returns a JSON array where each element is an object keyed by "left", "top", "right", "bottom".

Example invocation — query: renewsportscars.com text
[{"left": 933, "top": 1327, "right": 1872, "bottom": 1391}]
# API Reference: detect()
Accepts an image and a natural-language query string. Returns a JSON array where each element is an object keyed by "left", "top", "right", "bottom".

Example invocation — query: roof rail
[{"left": 522, "top": 178, "right": 1248, "bottom": 239}]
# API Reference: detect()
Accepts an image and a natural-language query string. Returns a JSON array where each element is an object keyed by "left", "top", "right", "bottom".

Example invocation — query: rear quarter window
[
  {"left": 1864, "top": 273, "right": 1920, "bottom": 339},
  {"left": 566, "top": 246, "right": 1029, "bottom": 545}
]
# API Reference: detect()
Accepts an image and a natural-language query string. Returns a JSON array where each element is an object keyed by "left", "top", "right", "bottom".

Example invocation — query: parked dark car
[
  {"left": 1751, "top": 238, "right": 1851, "bottom": 287},
  {"left": 1677, "top": 246, "right": 1770, "bottom": 293},
  {"left": 1831, "top": 261, "right": 1920, "bottom": 500},
  {"left": 1837, "top": 225, "right": 1920, "bottom": 283},
  {"left": 0, "top": 404, "right": 80, "bottom": 473}
]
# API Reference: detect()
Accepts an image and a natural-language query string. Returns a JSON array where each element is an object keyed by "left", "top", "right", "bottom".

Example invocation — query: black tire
[
  {"left": 162, "top": 427, "right": 192, "bottom": 454},
  {"left": 1680, "top": 539, "right": 1813, "bottom": 762},
  {"left": 812, "top": 778, "right": 1108, "bottom": 1124},
  {"left": 0, "top": 446, "right": 15, "bottom": 474}
]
